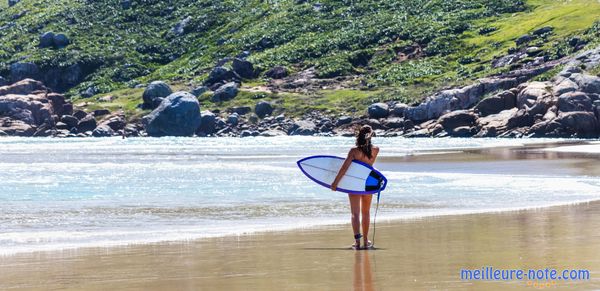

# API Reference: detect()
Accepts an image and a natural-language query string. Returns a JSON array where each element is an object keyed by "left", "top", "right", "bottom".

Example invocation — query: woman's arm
[{"left": 331, "top": 149, "right": 354, "bottom": 191}]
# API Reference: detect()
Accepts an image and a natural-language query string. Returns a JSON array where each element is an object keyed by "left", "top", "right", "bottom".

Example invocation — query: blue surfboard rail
[{"left": 296, "top": 155, "right": 387, "bottom": 195}]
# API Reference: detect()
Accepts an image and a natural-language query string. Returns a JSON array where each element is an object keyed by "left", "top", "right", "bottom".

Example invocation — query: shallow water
[{"left": 1, "top": 136, "right": 600, "bottom": 255}]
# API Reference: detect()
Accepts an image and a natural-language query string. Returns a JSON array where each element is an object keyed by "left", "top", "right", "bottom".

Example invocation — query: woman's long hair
[{"left": 356, "top": 125, "right": 374, "bottom": 159}]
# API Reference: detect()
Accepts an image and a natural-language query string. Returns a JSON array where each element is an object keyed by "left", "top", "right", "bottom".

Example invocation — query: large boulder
[
  {"left": 255, "top": 101, "right": 273, "bottom": 118},
  {"left": 8, "top": 0, "right": 19, "bottom": 7},
  {"left": 53, "top": 33, "right": 69, "bottom": 48},
  {"left": 553, "top": 111, "right": 599, "bottom": 138},
  {"left": 144, "top": 92, "right": 201, "bottom": 137},
  {"left": 367, "top": 103, "right": 389, "bottom": 119},
  {"left": 211, "top": 82, "right": 239, "bottom": 102},
  {"left": 9, "top": 62, "right": 40, "bottom": 83},
  {"left": 437, "top": 110, "right": 477, "bottom": 131},
  {"left": 142, "top": 81, "right": 172, "bottom": 109},
  {"left": 232, "top": 58, "right": 255, "bottom": 79},
  {"left": 60, "top": 115, "right": 79, "bottom": 129},
  {"left": 39, "top": 32, "right": 55, "bottom": 48},
  {"left": 557, "top": 92, "right": 593, "bottom": 113}
]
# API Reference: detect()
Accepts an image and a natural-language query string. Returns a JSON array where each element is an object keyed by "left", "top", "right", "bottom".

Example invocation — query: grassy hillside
[{"left": 0, "top": 0, "right": 599, "bottom": 119}]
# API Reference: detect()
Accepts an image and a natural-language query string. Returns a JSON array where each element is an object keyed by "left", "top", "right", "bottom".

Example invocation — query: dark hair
[{"left": 355, "top": 125, "right": 374, "bottom": 159}]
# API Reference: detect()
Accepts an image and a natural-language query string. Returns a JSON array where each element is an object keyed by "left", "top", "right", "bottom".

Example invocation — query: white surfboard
[{"left": 297, "top": 155, "right": 387, "bottom": 194}]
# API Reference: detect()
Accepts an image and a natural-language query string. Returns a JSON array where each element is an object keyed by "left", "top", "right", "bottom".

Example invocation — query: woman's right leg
[{"left": 348, "top": 194, "right": 361, "bottom": 247}]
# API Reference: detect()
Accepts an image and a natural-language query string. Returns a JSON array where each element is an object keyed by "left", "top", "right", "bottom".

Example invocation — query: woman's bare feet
[
  {"left": 363, "top": 239, "right": 373, "bottom": 250},
  {"left": 352, "top": 239, "right": 361, "bottom": 250}
]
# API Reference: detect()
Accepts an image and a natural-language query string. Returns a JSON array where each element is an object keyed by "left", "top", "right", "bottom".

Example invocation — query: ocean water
[{"left": 1, "top": 136, "right": 600, "bottom": 255}]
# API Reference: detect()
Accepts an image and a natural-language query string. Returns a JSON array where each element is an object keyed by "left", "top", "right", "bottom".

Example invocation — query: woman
[{"left": 331, "top": 125, "right": 380, "bottom": 250}]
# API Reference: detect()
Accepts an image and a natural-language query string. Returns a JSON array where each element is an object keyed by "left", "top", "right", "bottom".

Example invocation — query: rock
[
  {"left": 336, "top": 116, "right": 352, "bottom": 126},
  {"left": 553, "top": 78, "right": 579, "bottom": 96},
  {"left": 0, "top": 76, "right": 7, "bottom": 86},
  {"left": 144, "top": 92, "right": 201, "bottom": 137},
  {"left": 383, "top": 117, "right": 404, "bottom": 129},
  {"left": 9, "top": 62, "right": 39, "bottom": 83},
  {"left": 240, "top": 130, "right": 258, "bottom": 137},
  {"left": 0, "top": 118, "right": 34, "bottom": 136},
  {"left": 290, "top": 120, "right": 316, "bottom": 135},
  {"left": 569, "top": 73, "right": 600, "bottom": 94},
  {"left": 403, "top": 128, "right": 430, "bottom": 137},
  {"left": 171, "top": 16, "right": 192, "bottom": 36},
  {"left": 76, "top": 115, "right": 97, "bottom": 132},
  {"left": 232, "top": 58, "right": 255, "bottom": 79},
  {"left": 437, "top": 110, "right": 477, "bottom": 131},
  {"left": 532, "top": 26, "right": 553, "bottom": 36},
  {"left": 92, "top": 125, "right": 115, "bottom": 137},
  {"left": 191, "top": 86, "right": 209, "bottom": 97},
  {"left": 142, "top": 81, "right": 172, "bottom": 108},
  {"left": 554, "top": 111, "right": 600, "bottom": 138},
  {"left": 39, "top": 32, "right": 55, "bottom": 48},
  {"left": 99, "top": 114, "right": 126, "bottom": 131},
  {"left": 265, "top": 66, "right": 288, "bottom": 79},
  {"left": 515, "top": 34, "right": 532, "bottom": 46},
  {"left": 516, "top": 82, "right": 549, "bottom": 109},
  {"left": 80, "top": 86, "right": 98, "bottom": 98},
  {"left": 0, "top": 130, "right": 7, "bottom": 136},
  {"left": 558, "top": 66, "right": 582, "bottom": 78},
  {"left": 506, "top": 108, "right": 534, "bottom": 129},
  {"left": 121, "top": 0, "right": 131, "bottom": 9},
  {"left": 259, "top": 129, "right": 286, "bottom": 137},
  {"left": 231, "top": 106, "right": 252, "bottom": 115},
  {"left": 367, "top": 103, "right": 389, "bottom": 119},
  {"left": 492, "top": 54, "right": 520, "bottom": 68},
  {"left": 476, "top": 108, "right": 517, "bottom": 137},
  {"left": 474, "top": 90, "right": 516, "bottom": 116},
  {"left": 204, "top": 66, "right": 239, "bottom": 86},
  {"left": 73, "top": 110, "right": 88, "bottom": 120},
  {"left": 557, "top": 92, "right": 593, "bottom": 113},
  {"left": 526, "top": 47, "right": 542, "bottom": 56},
  {"left": 451, "top": 126, "right": 475, "bottom": 137},
  {"left": 60, "top": 115, "right": 79, "bottom": 128},
  {"left": 227, "top": 113, "right": 239, "bottom": 126},
  {"left": 53, "top": 33, "right": 69, "bottom": 48},
  {"left": 8, "top": 0, "right": 19, "bottom": 7},
  {"left": 56, "top": 122, "right": 70, "bottom": 130},
  {"left": 211, "top": 82, "right": 239, "bottom": 102},
  {"left": 93, "top": 109, "right": 111, "bottom": 117},
  {"left": 389, "top": 103, "right": 409, "bottom": 117},
  {"left": 255, "top": 101, "right": 273, "bottom": 118},
  {"left": 197, "top": 110, "right": 216, "bottom": 134}
]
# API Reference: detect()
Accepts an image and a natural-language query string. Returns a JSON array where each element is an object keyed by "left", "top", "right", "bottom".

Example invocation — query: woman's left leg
[{"left": 360, "top": 194, "right": 373, "bottom": 247}]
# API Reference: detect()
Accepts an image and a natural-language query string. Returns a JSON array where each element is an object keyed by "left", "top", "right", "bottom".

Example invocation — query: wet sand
[
  {"left": 3, "top": 141, "right": 600, "bottom": 290},
  {"left": 2, "top": 201, "right": 600, "bottom": 290}
]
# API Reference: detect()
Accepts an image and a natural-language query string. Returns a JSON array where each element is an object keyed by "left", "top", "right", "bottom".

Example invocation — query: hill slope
[{"left": 0, "top": 0, "right": 599, "bottom": 119}]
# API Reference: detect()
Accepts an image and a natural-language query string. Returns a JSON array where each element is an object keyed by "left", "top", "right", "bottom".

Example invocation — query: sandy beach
[{"left": 2, "top": 201, "right": 600, "bottom": 290}]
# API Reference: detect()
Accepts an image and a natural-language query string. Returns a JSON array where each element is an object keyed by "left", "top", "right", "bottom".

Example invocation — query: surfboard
[{"left": 296, "top": 155, "right": 387, "bottom": 194}]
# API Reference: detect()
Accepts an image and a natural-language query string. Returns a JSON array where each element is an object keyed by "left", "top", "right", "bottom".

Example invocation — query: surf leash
[{"left": 372, "top": 189, "right": 381, "bottom": 248}]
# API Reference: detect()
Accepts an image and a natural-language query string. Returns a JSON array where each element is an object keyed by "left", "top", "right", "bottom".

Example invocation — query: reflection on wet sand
[{"left": 353, "top": 251, "right": 374, "bottom": 291}]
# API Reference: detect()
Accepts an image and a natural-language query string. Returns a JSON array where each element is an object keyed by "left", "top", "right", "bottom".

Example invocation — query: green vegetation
[{"left": 0, "top": 0, "right": 599, "bottom": 119}]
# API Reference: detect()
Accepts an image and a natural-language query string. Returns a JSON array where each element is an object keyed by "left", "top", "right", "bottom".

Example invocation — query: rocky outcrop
[
  {"left": 255, "top": 101, "right": 273, "bottom": 118},
  {"left": 144, "top": 92, "right": 201, "bottom": 137}
]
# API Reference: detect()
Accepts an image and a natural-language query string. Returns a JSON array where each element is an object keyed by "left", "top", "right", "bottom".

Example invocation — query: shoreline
[
  {"left": 2, "top": 201, "right": 600, "bottom": 290},
  {"left": 3, "top": 198, "right": 600, "bottom": 257}
]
